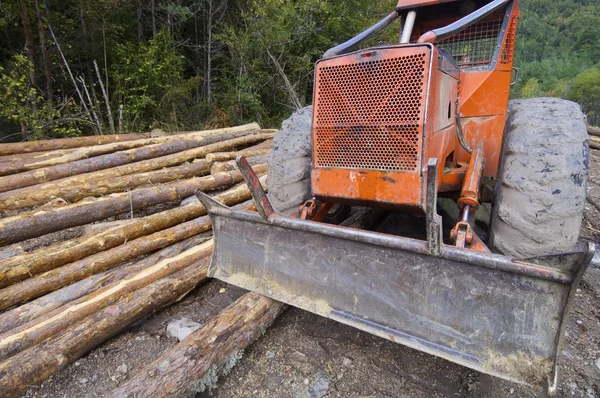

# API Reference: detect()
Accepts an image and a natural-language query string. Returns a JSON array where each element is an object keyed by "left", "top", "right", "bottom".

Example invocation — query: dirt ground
[{"left": 22, "top": 151, "right": 600, "bottom": 398}]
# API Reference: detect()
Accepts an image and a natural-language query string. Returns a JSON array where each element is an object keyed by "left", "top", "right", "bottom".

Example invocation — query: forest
[{"left": 0, "top": 0, "right": 598, "bottom": 141}]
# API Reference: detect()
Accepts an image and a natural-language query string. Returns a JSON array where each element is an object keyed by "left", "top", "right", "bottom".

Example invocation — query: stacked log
[{"left": 0, "top": 125, "right": 281, "bottom": 397}]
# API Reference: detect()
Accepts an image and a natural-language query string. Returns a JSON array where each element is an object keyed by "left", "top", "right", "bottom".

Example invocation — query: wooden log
[
  {"left": 0, "top": 134, "right": 147, "bottom": 156},
  {"left": 211, "top": 155, "right": 268, "bottom": 175},
  {"left": 0, "top": 240, "right": 214, "bottom": 361},
  {"left": 590, "top": 140, "right": 600, "bottom": 150},
  {"left": 109, "top": 293, "right": 285, "bottom": 398},
  {"left": 0, "top": 179, "right": 262, "bottom": 292},
  {"left": 0, "top": 233, "right": 209, "bottom": 335},
  {"left": 205, "top": 139, "right": 272, "bottom": 163},
  {"left": 0, "top": 124, "right": 262, "bottom": 175},
  {"left": 0, "top": 256, "right": 212, "bottom": 398},
  {"left": 0, "top": 165, "right": 266, "bottom": 246},
  {"left": 0, "top": 132, "right": 274, "bottom": 211},
  {"left": 588, "top": 125, "right": 600, "bottom": 138},
  {"left": 0, "top": 149, "right": 79, "bottom": 170},
  {"left": 0, "top": 244, "right": 24, "bottom": 260},
  {"left": 0, "top": 130, "right": 261, "bottom": 193},
  {"left": 0, "top": 160, "right": 211, "bottom": 211}
]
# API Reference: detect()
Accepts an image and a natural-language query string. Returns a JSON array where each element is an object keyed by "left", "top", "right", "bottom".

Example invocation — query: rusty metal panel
[
  {"left": 203, "top": 203, "right": 592, "bottom": 391},
  {"left": 313, "top": 46, "right": 430, "bottom": 173}
]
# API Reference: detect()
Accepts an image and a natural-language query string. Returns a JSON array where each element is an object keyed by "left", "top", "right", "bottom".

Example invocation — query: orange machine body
[{"left": 311, "top": 0, "right": 520, "bottom": 212}]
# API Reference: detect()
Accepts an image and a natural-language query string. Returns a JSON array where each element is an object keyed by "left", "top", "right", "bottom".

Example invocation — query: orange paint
[{"left": 310, "top": 0, "right": 520, "bottom": 212}]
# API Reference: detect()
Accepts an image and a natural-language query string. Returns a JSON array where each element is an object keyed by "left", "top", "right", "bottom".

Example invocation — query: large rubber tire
[
  {"left": 489, "top": 98, "right": 589, "bottom": 258},
  {"left": 267, "top": 106, "right": 313, "bottom": 214}
]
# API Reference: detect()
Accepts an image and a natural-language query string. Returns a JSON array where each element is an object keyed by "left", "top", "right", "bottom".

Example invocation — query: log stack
[{"left": 0, "top": 126, "right": 284, "bottom": 397}]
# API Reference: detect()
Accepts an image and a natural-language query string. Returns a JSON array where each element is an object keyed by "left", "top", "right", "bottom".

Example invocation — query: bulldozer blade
[{"left": 197, "top": 192, "right": 593, "bottom": 393}]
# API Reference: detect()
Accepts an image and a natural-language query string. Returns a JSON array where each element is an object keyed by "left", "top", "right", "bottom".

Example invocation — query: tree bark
[
  {"left": 109, "top": 293, "right": 285, "bottom": 398},
  {"left": 210, "top": 155, "right": 267, "bottom": 175},
  {"left": 0, "top": 234, "right": 209, "bottom": 335},
  {"left": 0, "top": 178, "right": 262, "bottom": 290},
  {"left": 0, "top": 134, "right": 146, "bottom": 156},
  {"left": 0, "top": 132, "right": 274, "bottom": 206},
  {"left": 136, "top": 0, "right": 144, "bottom": 41},
  {"left": 151, "top": 0, "right": 157, "bottom": 35},
  {"left": 0, "top": 129, "right": 259, "bottom": 193},
  {"left": 205, "top": 140, "right": 272, "bottom": 163},
  {"left": 0, "top": 240, "right": 214, "bottom": 361},
  {"left": 32, "top": 0, "right": 52, "bottom": 103},
  {"left": 0, "top": 165, "right": 265, "bottom": 246},
  {"left": 0, "top": 123, "right": 260, "bottom": 175},
  {"left": 0, "top": 258, "right": 212, "bottom": 398},
  {"left": 0, "top": 160, "right": 212, "bottom": 211},
  {"left": 16, "top": 0, "right": 37, "bottom": 89}
]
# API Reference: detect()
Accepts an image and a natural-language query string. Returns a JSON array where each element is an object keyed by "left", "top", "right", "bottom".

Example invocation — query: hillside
[
  {"left": 513, "top": 0, "right": 600, "bottom": 125},
  {"left": 0, "top": 0, "right": 598, "bottom": 142}
]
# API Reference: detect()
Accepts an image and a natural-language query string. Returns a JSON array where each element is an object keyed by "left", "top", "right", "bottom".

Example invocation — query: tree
[{"left": 569, "top": 68, "right": 600, "bottom": 126}]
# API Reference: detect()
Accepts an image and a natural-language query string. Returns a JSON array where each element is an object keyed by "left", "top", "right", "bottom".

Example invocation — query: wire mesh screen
[{"left": 436, "top": 19, "right": 504, "bottom": 70}]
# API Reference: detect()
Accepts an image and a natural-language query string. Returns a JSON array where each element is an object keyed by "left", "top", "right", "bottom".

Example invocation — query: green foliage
[
  {"left": 1, "top": 0, "right": 599, "bottom": 140},
  {"left": 511, "top": 0, "right": 600, "bottom": 124},
  {"left": 111, "top": 28, "right": 200, "bottom": 131},
  {"left": 568, "top": 68, "right": 600, "bottom": 126},
  {"left": 0, "top": 55, "right": 81, "bottom": 140},
  {"left": 215, "top": 0, "right": 393, "bottom": 126}
]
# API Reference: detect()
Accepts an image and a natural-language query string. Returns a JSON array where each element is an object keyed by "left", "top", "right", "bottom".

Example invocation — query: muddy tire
[
  {"left": 489, "top": 98, "right": 589, "bottom": 258},
  {"left": 267, "top": 106, "right": 313, "bottom": 214}
]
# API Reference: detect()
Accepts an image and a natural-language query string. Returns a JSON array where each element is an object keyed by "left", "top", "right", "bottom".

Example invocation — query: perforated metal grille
[
  {"left": 501, "top": 15, "right": 518, "bottom": 64},
  {"left": 436, "top": 19, "right": 504, "bottom": 69},
  {"left": 314, "top": 51, "right": 428, "bottom": 172}
]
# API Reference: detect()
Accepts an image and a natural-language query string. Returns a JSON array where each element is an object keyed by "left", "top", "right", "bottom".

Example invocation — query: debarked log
[
  {"left": 0, "top": 123, "right": 261, "bottom": 175},
  {"left": 0, "top": 165, "right": 266, "bottom": 247},
  {"left": 0, "top": 256, "right": 213, "bottom": 398},
  {"left": 109, "top": 293, "right": 286, "bottom": 398},
  {"left": 0, "top": 132, "right": 274, "bottom": 211},
  {"left": 0, "top": 134, "right": 147, "bottom": 156},
  {"left": 0, "top": 234, "right": 210, "bottom": 335},
  {"left": 0, "top": 129, "right": 261, "bottom": 193},
  {"left": 0, "top": 240, "right": 214, "bottom": 361},
  {"left": 0, "top": 178, "right": 263, "bottom": 290}
]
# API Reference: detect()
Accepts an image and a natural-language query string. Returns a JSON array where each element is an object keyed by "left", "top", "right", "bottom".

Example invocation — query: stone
[
  {"left": 166, "top": 318, "right": 202, "bottom": 342},
  {"left": 117, "top": 364, "right": 128, "bottom": 374},
  {"left": 342, "top": 357, "right": 353, "bottom": 366},
  {"left": 308, "top": 373, "right": 329, "bottom": 398}
]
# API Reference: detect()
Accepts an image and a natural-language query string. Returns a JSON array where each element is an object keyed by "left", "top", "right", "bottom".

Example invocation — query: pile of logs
[
  {"left": 0, "top": 125, "right": 286, "bottom": 397},
  {"left": 588, "top": 125, "right": 600, "bottom": 150}
]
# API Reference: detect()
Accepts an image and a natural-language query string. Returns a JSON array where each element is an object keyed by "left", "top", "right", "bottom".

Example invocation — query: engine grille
[{"left": 313, "top": 49, "right": 428, "bottom": 172}]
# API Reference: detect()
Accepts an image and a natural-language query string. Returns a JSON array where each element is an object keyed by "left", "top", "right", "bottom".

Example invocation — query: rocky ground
[{"left": 23, "top": 151, "right": 600, "bottom": 398}]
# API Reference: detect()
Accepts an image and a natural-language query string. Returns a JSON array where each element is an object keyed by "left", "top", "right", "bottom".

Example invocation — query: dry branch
[
  {"left": 0, "top": 134, "right": 146, "bottom": 156},
  {"left": 0, "top": 234, "right": 208, "bottom": 335},
  {"left": 0, "top": 132, "right": 274, "bottom": 211},
  {"left": 0, "top": 123, "right": 261, "bottom": 175},
  {"left": 0, "top": 256, "right": 212, "bottom": 398},
  {"left": 0, "top": 165, "right": 265, "bottom": 246},
  {"left": 0, "top": 240, "right": 214, "bottom": 361},
  {"left": 0, "top": 129, "right": 259, "bottom": 193},
  {"left": 109, "top": 293, "right": 285, "bottom": 397}
]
